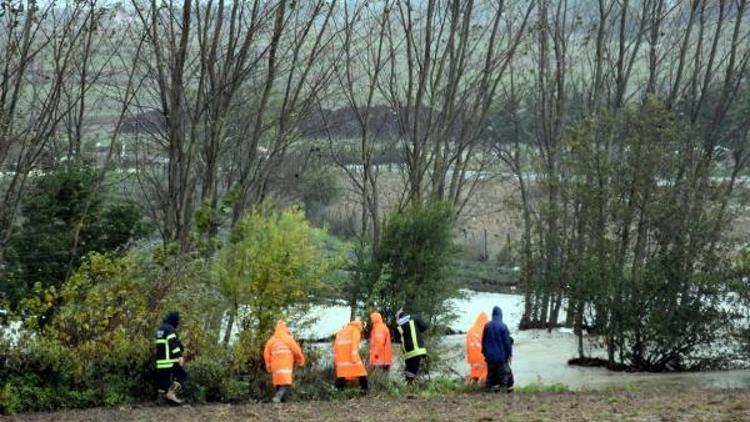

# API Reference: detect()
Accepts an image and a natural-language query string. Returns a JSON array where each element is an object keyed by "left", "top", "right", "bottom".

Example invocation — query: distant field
[{"left": 330, "top": 169, "right": 750, "bottom": 263}]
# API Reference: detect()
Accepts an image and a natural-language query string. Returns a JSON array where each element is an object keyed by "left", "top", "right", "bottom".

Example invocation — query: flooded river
[
  {"left": 302, "top": 291, "right": 750, "bottom": 391},
  {"left": 4, "top": 291, "right": 749, "bottom": 391}
]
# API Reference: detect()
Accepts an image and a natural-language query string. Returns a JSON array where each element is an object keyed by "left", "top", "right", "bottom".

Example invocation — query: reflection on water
[{"left": 302, "top": 291, "right": 750, "bottom": 390}]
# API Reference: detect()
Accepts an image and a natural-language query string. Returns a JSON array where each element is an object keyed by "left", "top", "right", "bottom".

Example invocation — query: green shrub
[
  {"left": 370, "top": 202, "right": 461, "bottom": 328},
  {"left": 184, "top": 347, "right": 249, "bottom": 403},
  {"left": 216, "top": 205, "right": 337, "bottom": 364},
  {"left": 1, "top": 245, "right": 223, "bottom": 415},
  {"left": 0, "top": 381, "right": 21, "bottom": 415}
]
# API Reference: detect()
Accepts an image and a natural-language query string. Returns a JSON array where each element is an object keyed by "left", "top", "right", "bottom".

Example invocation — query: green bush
[
  {"left": 1, "top": 245, "right": 224, "bottom": 415},
  {"left": 0, "top": 380, "right": 21, "bottom": 415},
  {"left": 184, "top": 347, "right": 248, "bottom": 403},
  {"left": 1, "top": 204, "right": 344, "bottom": 414},
  {"left": 371, "top": 202, "right": 460, "bottom": 327},
  {"left": 216, "top": 205, "right": 337, "bottom": 363}
]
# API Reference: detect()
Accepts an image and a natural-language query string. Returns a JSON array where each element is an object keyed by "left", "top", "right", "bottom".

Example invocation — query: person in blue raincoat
[{"left": 481, "top": 306, "right": 513, "bottom": 392}]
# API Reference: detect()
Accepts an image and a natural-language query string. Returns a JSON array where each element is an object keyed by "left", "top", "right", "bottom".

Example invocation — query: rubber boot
[
  {"left": 165, "top": 381, "right": 184, "bottom": 405},
  {"left": 157, "top": 389, "right": 167, "bottom": 405},
  {"left": 272, "top": 386, "right": 288, "bottom": 403},
  {"left": 358, "top": 376, "right": 369, "bottom": 396}
]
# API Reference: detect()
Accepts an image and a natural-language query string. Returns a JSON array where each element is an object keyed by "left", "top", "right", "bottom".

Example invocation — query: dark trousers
[
  {"left": 335, "top": 376, "right": 368, "bottom": 391},
  {"left": 486, "top": 362, "right": 511, "bottom": 391},
  {"left": 274, "top": 385, "right": 290, "bottom": 402},
  {"left": 404, "top": 356, "right": 423, "bottom": 382},
  {"left": 155, "top": 364, "right": 188, "bottom": 391}
]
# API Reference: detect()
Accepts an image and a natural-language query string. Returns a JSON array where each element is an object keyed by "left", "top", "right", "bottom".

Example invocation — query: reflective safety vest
[
  {"left": 155, "top": 324, "right": 183, "bottom": 369},
  {"left": 396, "top": 317, "right": 427, "bottom": 360}
]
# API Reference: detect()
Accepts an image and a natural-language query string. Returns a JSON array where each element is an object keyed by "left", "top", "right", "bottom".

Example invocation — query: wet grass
[
  {"left": 452, "top": 259, "right": 519, "bottom": 293},
  {"left": 514, "top": 383, "right": 569, "bottom": 393}
]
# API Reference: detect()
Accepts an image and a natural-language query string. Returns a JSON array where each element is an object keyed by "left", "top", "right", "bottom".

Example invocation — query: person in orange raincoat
[
  {"left": 264, "top": 320, "right": 305, "bottom": 403},
  {"left": 333, "top": 320, "right": 368, "bottom": 393},
  {"left": 369, "top": 312, "right": 392, "bottom": 370},
  {"left": 466, "top": 311, "right": 489, "bottom": 384}
]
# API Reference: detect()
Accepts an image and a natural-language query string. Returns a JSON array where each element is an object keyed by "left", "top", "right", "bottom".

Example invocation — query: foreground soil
[{"left": 10, "top": 389, "right": 750, "bottom": 421}]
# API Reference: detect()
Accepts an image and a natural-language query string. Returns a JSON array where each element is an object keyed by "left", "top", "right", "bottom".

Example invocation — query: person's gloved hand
[{"left": 178, "top": 357, "right": 185, "bottom": 366}]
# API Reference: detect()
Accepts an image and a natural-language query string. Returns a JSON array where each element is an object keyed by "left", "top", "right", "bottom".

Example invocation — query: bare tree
[
  {"left": 127, "top": 0, "right": 339, "bottom": 248},
  {"left": 228, "top": 0, "right": 338, "bottom": 227},
  {"left": 0, "top": 0, "right": 111, "bottom": 254},
  {"left": 316, "top": 0, "right": 394, "bottom": 246},
  {"left": 376, "top": 0, "right": 535, "bottom": 211}
]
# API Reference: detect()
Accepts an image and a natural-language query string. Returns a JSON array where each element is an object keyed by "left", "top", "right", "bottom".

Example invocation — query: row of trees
[
  {"left": 492, "top": 0, "right": 750, "bottom": 370},
  {"left": 1, "top": 0, "right": 536, "bottom": 256},
  {"left": 2, "top": 0, "right": 750, "bottom": 373}
]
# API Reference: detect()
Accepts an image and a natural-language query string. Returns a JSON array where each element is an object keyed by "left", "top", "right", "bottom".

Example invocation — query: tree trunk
[{"left": 223, "top": 305, "right": 237, "bottom": 346}]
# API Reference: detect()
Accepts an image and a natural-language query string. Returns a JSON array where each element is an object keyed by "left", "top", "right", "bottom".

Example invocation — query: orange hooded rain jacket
[
  {"left": 333, "top": 320, "right": 368, "bottom": 379},
  {"left": 264, "top": 320, "right": 305, "bottom": 386},
  {"left": 369, "top": 312, "right": 392, "bottom": 367},
  {"left": 466, "top": 312, "right": 489, "bottom": 380}
]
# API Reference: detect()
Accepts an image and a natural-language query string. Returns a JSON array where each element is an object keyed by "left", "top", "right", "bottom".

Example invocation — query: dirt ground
[{"left": 11, "top": 389, "right": 750, "bottom": 421}]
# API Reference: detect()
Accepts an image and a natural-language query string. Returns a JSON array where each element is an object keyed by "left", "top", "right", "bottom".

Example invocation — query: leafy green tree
[
  {"left": 2, "top": 163, "right": 150, "bottom": 305},
  {"left": 370, "top": 202, "right": 460, "bottom": 328},
  {"left": 214, "top": 205, "right": 334, "bottom": 360},
  {"left": 535, "top": 97, "right": 736, "bottom": 370},
  {"left": 339, "top": 239, "right": 380, "bottom": 320}
]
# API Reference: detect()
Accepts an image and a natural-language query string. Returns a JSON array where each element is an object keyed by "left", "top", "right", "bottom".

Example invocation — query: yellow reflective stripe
[
  {"left": 155, "top": 338, "right": 170, "bottom": 365},
  {"left": 156, "top": 358, "right": 178, "bottom": 368},
  {"left": 156, "top": 358, "right": 179, "bottom": 368},
  {"left": 155, "top": 337, "right": 174, "bottom": 360},
  {"left": 409, "top": 321, "right": 419, "bottom": 351},
  {"left": 155, "top": 334, "right": 181, "bottom": 367},
  {"left": 404, "top": 320, "right": 427, "bottom": 359}
]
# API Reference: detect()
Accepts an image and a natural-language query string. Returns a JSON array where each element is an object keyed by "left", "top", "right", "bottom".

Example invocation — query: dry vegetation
[{"left": 333, "top": 172, "right": 750, "bottom": 262}]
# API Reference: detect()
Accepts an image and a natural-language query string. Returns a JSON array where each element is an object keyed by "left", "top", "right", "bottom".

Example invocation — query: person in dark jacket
[
  {"left": 394, "top": 310, "right": 428, "bottom": 382},
  {"left": 155, "top": 311, "right": 187, "bottom": 404},
  {"left": 482, "top": 306, "right": 512, "bottom": 392}
]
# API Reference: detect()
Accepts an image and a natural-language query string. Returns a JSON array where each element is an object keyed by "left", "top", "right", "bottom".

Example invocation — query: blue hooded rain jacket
[{"left": 481, "top": 306, "right": 512, "bottom": 364}]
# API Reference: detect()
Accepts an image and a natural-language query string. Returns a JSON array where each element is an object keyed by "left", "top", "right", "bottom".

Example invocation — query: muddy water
[{"left": 303, "top": 291, "right": 750, "bottom": 391}]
